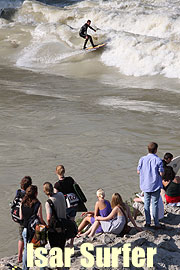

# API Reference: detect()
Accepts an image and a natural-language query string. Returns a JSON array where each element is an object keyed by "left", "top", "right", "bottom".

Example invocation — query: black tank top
[{"left": 22, "top": 201, "right": 40, "bottom": 228}]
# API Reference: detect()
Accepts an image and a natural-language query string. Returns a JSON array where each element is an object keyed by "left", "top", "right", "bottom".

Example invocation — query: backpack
[
  {"left": 47, "top": 199, "right": 78, "bottom": 240},
  {"left": 27, "top": 202, "right": 47, "bottom": 248},
  {"left": 11, "top": 189, "right": 25, "bottom": 224},
  {"left": 31, "top": 224, "right": 48, "bottom": 248}
]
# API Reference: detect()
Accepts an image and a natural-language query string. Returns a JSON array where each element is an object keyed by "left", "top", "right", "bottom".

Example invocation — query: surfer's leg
[
  {"left": 84, "top": 37, "right": 88, "bottom": 49},
  {"left": 88, "top": 35, "right": 95, "bottom": 47}
]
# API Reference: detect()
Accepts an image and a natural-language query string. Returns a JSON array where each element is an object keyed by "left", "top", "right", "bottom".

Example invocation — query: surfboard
[
  {"left": 168, "top": 156, "right": 180, "bottom": 175},
  {"left": 73, "top": 183, "right": 87, "bottom": 212},
  {"left": 86, "top": 43, "right": 106, "bottom": 51},
  {"left": 73, "top": 183, "right": 87, "bottom": 203}
]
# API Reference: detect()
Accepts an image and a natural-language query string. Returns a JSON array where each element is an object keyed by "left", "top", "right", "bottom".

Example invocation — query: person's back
[
  {"left": 138, "top": 153, "right": 163, "bottom": 192},
  {"left": 20, "top": 185, "right": 45, "bottom": 270},
  {"left": 137, "top": 142, "right": 164, "bottom": 229},
  {"left": 98, "top": 199, "right": 111, "bottom": 217},
  {"left": 79, "top": 23, "right": 88, "bottom": 36},
  {"left": 165, "top": 176, "right": 180, "bottom": 203},
  {"left": 14, "top": 176, "right": 32, "bottom": 264},
  {"left": 162, "top": 153, "right": 175, "bottom": 182},
  {"left": 54, "top": 176, "right": 75, "bottom": 195},
  {"left": 46, "top": 192, "right": 66, "bottom": 220},
  {"left": 44, "top": 182, "right": 67, "bottom": 251}
]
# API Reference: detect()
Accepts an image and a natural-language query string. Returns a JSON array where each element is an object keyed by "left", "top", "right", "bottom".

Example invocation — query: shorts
[
  {"left": 165, "top": 194, "right": 180, "bottom": 204},
  {"left": 19, "top": 224, "right": 24, "bottom": 241},
  {"left": 66, "top": 207, "right": 76, "bottom": 218}
]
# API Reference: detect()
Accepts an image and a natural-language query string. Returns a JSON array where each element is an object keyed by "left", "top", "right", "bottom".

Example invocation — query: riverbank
[{"left": 1, "top": 204, "right": 179, "bottom": 270}]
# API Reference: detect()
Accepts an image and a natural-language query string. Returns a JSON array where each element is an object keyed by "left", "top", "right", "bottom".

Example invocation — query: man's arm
[
  {"left": 137, "top": 157, "right": 142, "bottom": 174},
  {"left": 45, "top": 202, "right": 52, "bottom": 226},
  {"left": 159, "top": 159, "right": 164, "bottom": 177},
  {"left": 89, "top": 25, "right": 96, "bottom": 32}
]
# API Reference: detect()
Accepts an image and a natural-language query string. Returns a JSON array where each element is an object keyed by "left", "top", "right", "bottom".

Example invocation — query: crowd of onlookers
[{"left": 12, "top": 143, "right": 180, "bottom": 270}]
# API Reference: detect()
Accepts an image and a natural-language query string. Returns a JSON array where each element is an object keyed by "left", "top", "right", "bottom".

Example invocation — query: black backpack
[
  {"left": 47, "top": 199, "right": 78, "bottom": 240},
  {"left": 11, "top": 189, "right": 25, "bottom": 224}
]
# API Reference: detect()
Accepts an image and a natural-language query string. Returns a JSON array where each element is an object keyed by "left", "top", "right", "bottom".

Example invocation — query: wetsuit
[{"left": 79, "top": 23, "right": 95, "bottom": 49}]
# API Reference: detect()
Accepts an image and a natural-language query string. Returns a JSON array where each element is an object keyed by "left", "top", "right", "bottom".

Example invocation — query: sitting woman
[
  {"left": 81, "top": 193, "right": 142, "bottom": 238},
  {"left": 78, "top": 189, "right": 111, "bottom": 235},
  {"left": 163, "top": 176, "right": 180, "bottom": 205}
]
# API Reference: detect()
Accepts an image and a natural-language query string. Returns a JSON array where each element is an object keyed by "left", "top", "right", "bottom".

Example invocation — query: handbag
[{"left": 47, "top": 199, "right": 78, "bottom": 239}]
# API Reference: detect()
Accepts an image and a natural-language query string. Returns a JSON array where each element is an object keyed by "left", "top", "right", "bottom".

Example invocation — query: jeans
[
  {"left": 144, "top": 189, "right": 161, "bottom": 226},
  {"left": 22, "top": 228, "right": 45, "bottom": 270}
]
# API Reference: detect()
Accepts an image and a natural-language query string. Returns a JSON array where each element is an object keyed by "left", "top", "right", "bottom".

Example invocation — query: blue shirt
[{"left": 137, "top": 153, "right": 164, "bottom": 192}]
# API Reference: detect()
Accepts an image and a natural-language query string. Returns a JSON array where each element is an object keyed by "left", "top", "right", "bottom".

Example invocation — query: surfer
[{"left": 79, "top": 20, "right": 96, "bottom": 49}]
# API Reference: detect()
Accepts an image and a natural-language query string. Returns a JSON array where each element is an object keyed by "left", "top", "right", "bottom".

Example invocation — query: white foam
[
  {"left": 98, "top": 97, "right": 180, "bottom": 116},
  {"left": 8, "top": 0, "right": 180, "bottom": 79}
]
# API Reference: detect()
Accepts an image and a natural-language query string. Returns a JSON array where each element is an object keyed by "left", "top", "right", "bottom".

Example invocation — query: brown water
[
  {"left": 0, "top": 64, "right": 179, "bottom": 257},
  {"left": 0, "top": 0, "right": 180, "bottom": 258}
]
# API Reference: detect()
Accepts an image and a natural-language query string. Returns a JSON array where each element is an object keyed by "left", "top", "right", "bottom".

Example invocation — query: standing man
[
  {"left": 43, "top": 182, "right": 66, "bottom": 251},
  {"left": 137, "top": 142, "right": 164, "bottom": 229},
  {"left": 79, "top": 19, "right": 96, "bottom": 49}
]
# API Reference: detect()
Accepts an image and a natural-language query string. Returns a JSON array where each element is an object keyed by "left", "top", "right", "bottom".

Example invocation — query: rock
[{"left": 0, "top": 209, "right": 180, "bottom": 270}]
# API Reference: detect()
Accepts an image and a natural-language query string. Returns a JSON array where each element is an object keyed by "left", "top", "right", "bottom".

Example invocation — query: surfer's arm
[{"left": 89, "top": 25, "right": 96, "bottom": 32}]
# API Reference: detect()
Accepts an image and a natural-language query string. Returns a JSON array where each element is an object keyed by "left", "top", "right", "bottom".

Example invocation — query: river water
[{"left": 0, "top": 0, "right": 179, "bottom": 258}]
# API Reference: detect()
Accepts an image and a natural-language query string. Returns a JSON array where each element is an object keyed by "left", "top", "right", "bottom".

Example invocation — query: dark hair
[
  {"left": 87, "top": 20, "right": 91, "bottom": 24},
  {"left": 20, "top": 176, "right": 32, "bottom": 190},
  {"left": 148, "top": 142, "right": 158, "bottom": 154},
  {"left": 164, "top": 152, "right": 173, "bottom": 160},
  {"left": 43, "top": 182, "right": 53, "bottom": 196},
  {"left": 22, "top": 185, "right": 38, "bottom": 207}
]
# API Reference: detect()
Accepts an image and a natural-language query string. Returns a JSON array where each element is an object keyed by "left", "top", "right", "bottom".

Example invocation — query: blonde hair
[
  {"left": 96, "top": 189, "right": 105, "bottom": 199},
  {"left": 111, "top": 193, "right": 126, "bottom": 210},
  {"left": 43, "top": 182, "right": 53, "bottom": 196},
  {"left": 56, "top": 165, "right": 65, "bottom": 176}
]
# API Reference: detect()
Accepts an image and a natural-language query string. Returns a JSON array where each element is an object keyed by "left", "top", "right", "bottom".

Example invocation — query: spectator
[
  {"left": 54, "top": 165, "right": 78, "bottom": 247},
  {"left": 163, "top": 176, "right": 180, "bottom": 205},
  {"left": 14, "top": 176, "right": 32, "bottom": 263},
  {"left": 77, "top": 189, "right": 111, "bottom": 236},
  {"left": 80, "top": 193, "right": 142, "bottom": 238},
  {"left": 20, "top": 185, "right": 45, "bottom": 270},
  {"left": 137, "top": 142, "right": 164, "bottom": 229},
  {"left": 43, "top": 182, "right": 66, "bottom": 251}
]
